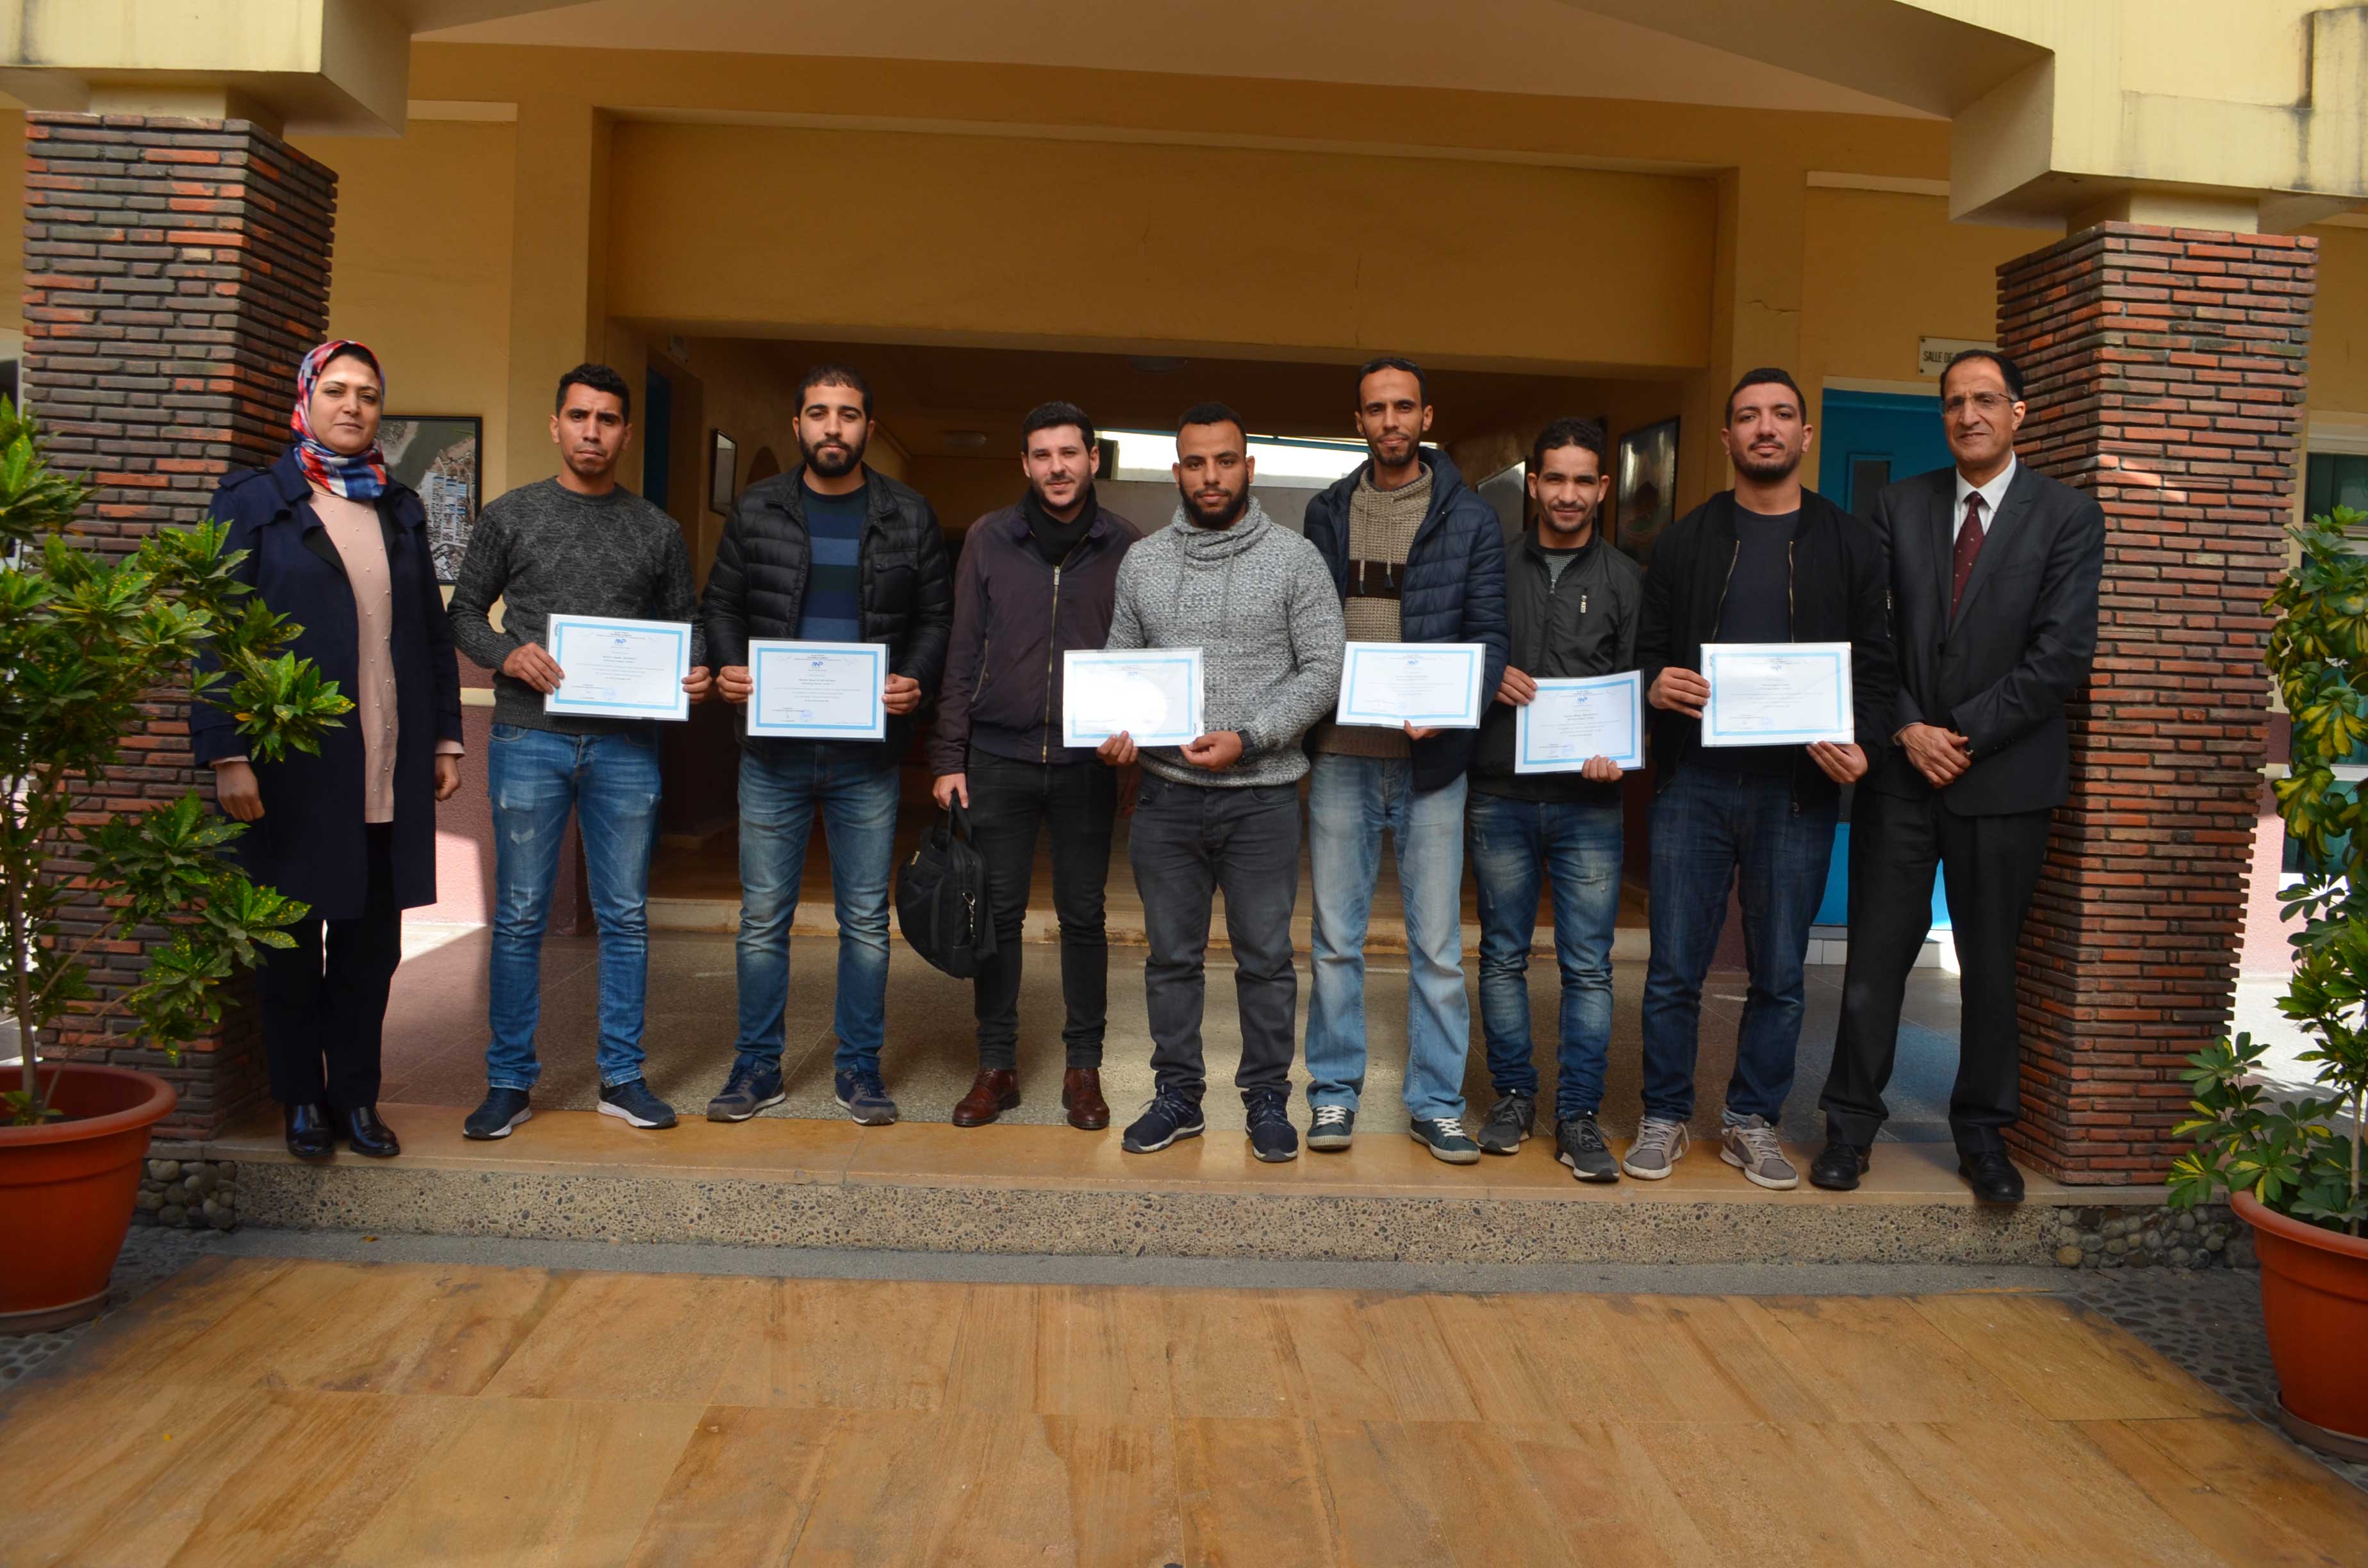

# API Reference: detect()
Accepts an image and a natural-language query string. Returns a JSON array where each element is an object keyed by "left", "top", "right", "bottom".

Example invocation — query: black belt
[{"left": 1346, "top": 558, "right": 1404, "bottom": 600}]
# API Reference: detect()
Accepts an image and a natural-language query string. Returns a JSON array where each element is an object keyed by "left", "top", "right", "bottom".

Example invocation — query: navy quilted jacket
[{"left": 1302, "top": 450, "right": 1510, "bottom": 792}]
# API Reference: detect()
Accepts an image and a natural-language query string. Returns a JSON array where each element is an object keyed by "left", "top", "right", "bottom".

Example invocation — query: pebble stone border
[
  {"left": 0, "top": 1226, "right": 213, "bottom": 1392},
  {"left": 134, "top": 1156, "right": 239, "bottom": 1231},
  {"left": 2040, "top": 1202, "right": 2251, "bottom": 1271}
]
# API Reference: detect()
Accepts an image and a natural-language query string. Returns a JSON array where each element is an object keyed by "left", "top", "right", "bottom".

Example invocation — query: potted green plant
[
  {"left": 1, "top": 400, "right": 350, "bottom": 1330},
  {"left": 2171, "top": 503, "right": 2368, "bottom": 1460}
]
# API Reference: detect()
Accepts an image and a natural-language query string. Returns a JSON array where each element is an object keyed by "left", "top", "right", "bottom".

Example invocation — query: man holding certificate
[
  {"left": 1465, "top": 419, "right": 1643, "bottom": 1182},
  {"left": 1098, "top": 403, "right": 1344, "bottom": 1163},
  {"left": 704, "top": 364, "right": 953, "bottom": 1130},
  {"left": 928, "top": 402, "right": 1141, "bottom": 1132},
  {"left": 1627, "top": 368, "right": 1895, "bottom": 1191},
  {"left": 1814, "top": 350, "right": 2103, "bottom": 1205},
  {"left": 1298, "top": 357, "right": 1509, "bottom": 1165},
  {"left": 448, "top": 364, "right": 711, "bottom": 1141}
]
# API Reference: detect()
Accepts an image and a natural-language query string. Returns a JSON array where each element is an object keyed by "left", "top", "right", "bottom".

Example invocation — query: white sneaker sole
[
  {"left": 1122, "top": 1122, "right": 1205, "bottom": 1154},
  {"left": 463, "top": 1107, "right": 530, "bottom": 1141},
  {"left": 1620, "top": 1132, "right": 1689, "bottom": 1180},
  {"left": 1410, "top": 1131, "right": 1483, "bottom": 1166},
  {"left": 1307, "top": 1128, "right": 1354, "bottom": 1152},
  {"left": 598, "top": 1098, "right": 677, "bottom": 1130},
  {"left": 707, "top": 1091, "right": 786, "bottom": 1123},
  {"left": 1722, "top": 1147, "right": 1800, "bottom": 1190}
]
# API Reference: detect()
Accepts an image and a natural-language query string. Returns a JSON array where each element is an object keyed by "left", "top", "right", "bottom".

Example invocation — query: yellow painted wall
[
  {"left": 2310, "top": 227, "right": 2368, "bottom": 419},
  {"left": 0, "top": 111, "right": 21, "bottom": 336},
  {"left": 602, "top": 123, "right": 1717, "bottom": 378},
  {"left": 295, "top": 118, "right": 518, "bottom": 493},
  {"left": 1797, "top": 186, "right": 2037, "bottom": 420}
]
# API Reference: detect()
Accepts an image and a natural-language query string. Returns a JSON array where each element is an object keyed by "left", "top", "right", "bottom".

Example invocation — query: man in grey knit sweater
[
  {"left": 447, "top": 363, "right": 710, "bottom": 1141},
  {"left": 1096, "top": 403, "right": 1344, "bottom": 1162}
]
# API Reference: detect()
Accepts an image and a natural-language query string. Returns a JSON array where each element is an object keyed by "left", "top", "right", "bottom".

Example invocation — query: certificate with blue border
[
  {"left": 1516, "top": 671, "right": 1644, "bottom": 773},
  {"left": 1063, "top": 648, "right": 1203, "bottom": 749},
  {"left": 1700, "top": 641, "right": 1854, "bottom": 747},
  {"left": 1335, "top": 642, "right": 1486, "bottom": 730},
  {"left": 746, "top": 640, "right": 887, "bottom": 740},
  {"left": 543, "top": 614, "right": 692, "bottom": 722}
]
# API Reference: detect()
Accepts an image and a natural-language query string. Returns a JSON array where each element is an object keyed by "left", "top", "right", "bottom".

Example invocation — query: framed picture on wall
[
  {"left": 381, "top": 414, "right": 481, "bottom": 584},
  {"left": 710, "top": 429, "right": 737, "bottom": 516},
  {"left": 1615, "top": 416, "right": 1679, "bottom": 566}
]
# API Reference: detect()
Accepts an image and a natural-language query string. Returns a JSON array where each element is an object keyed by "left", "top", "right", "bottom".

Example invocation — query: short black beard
[
  {"left": 1733, "top": 446, "right": 1802, "bottom": 484},
  {"left": 1539, "top": 506, "right": 1594, "bottom": 544},
  {"left": 1030, "top": 477, "right": 1091, "bottom": 519},
  {"left": 1177, "top": 483, "right": 1249, "bottom": 530},
  {"left": 802, "top": 436, "right": 866, "bottom": 478}
]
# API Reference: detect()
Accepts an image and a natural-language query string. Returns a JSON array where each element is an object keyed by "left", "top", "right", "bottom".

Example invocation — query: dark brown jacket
[{"left": 928, "top": 499, "right": 1141, "bottom": 774}]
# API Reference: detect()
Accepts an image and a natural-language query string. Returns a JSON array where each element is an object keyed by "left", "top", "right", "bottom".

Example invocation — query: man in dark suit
[{"left": 1813, "top": 348, "right": 2104, "bottom": 1204}]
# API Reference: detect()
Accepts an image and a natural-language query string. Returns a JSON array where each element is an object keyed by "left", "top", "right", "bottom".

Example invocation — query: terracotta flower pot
[
  {"left": 2232, "top": 1186, "right": 2368, "bottom": 1461},
  {"left": 0, "top": 1063, "right": 178, "bottom": 1332}
]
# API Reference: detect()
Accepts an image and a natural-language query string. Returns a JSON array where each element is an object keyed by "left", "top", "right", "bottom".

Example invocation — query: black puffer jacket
[
  {"left": 1302, "top": 450, "right": 1510, "bottom": 792},
  {"left": 703, "top": 464, "right": 955, "bottom": 758}
]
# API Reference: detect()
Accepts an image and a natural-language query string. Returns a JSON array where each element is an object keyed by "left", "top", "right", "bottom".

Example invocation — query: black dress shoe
[
  {"left": 1959, "top": 1149, "right": 2025, "bottom": 1205},
  {"left": 283, "top": 1102, "right": 335, "bottom": 1161},
  {"left": 333, "top": 1104, "right": 401, "bottom": 1159},
  {"left": 1809, "top": 1139, "right": 1871, "bottom": 1191}
]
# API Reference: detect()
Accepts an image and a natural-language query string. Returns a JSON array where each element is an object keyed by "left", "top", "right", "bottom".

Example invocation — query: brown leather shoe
[
  {"left": 951, "top": 1068, "right": 1021, "bottom": 1127},
  {"left": 1062, "top": 1067, "right": 1110, "bottom": 1131}
]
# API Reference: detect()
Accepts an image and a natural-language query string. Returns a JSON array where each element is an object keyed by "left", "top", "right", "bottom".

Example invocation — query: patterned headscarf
[{"left": 292, "top": 338, "right": 389, "bottom": 500}]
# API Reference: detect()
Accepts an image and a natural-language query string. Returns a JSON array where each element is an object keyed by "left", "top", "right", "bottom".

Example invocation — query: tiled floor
[
  {"left": 380, "top": 925, "right": 1973, "bottom": 1139},
  {"left": 6, "top": 1254, "right": 2365, "bottom": 1565}
]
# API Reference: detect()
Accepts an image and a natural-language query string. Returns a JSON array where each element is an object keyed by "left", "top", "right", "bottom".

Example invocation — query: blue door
[{"left": 1813, "top": 389, "right": 1952, "bottom": 931}]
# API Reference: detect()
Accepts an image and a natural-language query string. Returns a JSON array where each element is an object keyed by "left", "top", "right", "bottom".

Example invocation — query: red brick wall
[
  {"left": 1996, "top": 222, "right": 2315, "bottom": 1183},
  {"left": 22, "top": 113, "right": 338, "bottom": 1140}
]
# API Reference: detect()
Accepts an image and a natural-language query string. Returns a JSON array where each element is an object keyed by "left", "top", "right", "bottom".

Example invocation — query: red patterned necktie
[{"left": 1950, "top": 493, "right": 1986, "bottom": 614}]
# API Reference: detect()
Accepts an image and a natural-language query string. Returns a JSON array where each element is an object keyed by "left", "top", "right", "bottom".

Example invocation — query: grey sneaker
[
  {"left": 1620, "top": 1116, "right": 1690, "bottom": 1180},
  {"left": 1410, "top": 1116, "right": 1483, "bottom": 1165},
  {"left": 1308, "top": 1104, "right": 1356, "bottom": 1152},
  {"left": 1555, "top": 1113, "right": 1620, "bottom": 1183},
  {"left": 1720, "top": 1114, "right": 1799, "bottom": 1190},
  {"left": 1477, "top": 1092, "right": 1534, "bottom": 1156}
]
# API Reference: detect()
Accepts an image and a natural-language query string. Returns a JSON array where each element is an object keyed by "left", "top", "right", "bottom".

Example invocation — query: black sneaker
[
  {"left": 1477, "top": 1092, "right": 1535, "bottom": 1156},
  {"left": 1122, "top": 1091, "right": 1206, "bottom": 1154},
  {"left": 1307, "top": 1104, "right": 1356, "bottom": 1152},
  {"left": 706, "top": 1059, "right": 786, "bottom": 1123},
  {"left": 834, "top": 1069, "right": 899, "bottom": 1127},
  {"left": 1410, "top": 1116, "right": 1483, "bottom": 1165},
  {"left": 1555, "top": 1113, "right": 1620, "bottom": 1183},
  {"left": 597, "top": 1079, "right": 677, "bottom": 1130},
  {"left": 1244, "top": 1090, "right": 1298, "bottom": 1163},
  {"left": 463, "top": 1087, "right": 531, "bottom": 1141}
]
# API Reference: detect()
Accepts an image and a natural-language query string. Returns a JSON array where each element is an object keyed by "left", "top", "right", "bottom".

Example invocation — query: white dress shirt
[{"left": 1953, "top": 455, "right": 2018, "bottom": 532}]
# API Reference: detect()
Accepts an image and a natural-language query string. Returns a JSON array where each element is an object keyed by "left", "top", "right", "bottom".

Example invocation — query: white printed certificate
[
  {"left": 1515, "top": 671, "right": 1645, "bottom": 773},
  {"left": 543, "top": 614, "right": 693, "bottom": 722},
  {"left": 746, "top": 640, "right": 889, "bottom": 740},
  {"left": 1062, "top": 648, "right": 1204, "bottom": 749},
  {"left": 1335, "top": 642, "right": 1487, "bottom": 730},
  {"left": 1700, "top": 641, "right": 1854, "bottom": 747}
]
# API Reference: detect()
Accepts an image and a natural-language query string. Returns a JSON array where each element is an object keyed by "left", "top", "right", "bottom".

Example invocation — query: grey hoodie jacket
[{"left": 1105, "top": 496, "right": 1345, "bottom": 788}]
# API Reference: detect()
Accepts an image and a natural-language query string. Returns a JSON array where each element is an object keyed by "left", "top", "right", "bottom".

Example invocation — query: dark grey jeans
[{"left": 1126, "top": 772, "right": 1302, "bottom": 1102}]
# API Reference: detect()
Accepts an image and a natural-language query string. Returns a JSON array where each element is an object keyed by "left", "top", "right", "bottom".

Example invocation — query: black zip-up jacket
[
  {"left": 703, "top": 463, "right": 954, "bottom": 759},
  {"left": 1634, "top": 487, "right": 1896, "bottom": 807},
  {"left": 1471, "top": 528, "right": 1644, "bottom": 804},
  {"left": 928, "top": 498, "right": 1142, "bottom": 774}
]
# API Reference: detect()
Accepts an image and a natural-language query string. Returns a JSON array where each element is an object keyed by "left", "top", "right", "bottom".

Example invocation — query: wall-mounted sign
[{"left": 1918, "top": 336, "right": 1996, "bottom": 378}]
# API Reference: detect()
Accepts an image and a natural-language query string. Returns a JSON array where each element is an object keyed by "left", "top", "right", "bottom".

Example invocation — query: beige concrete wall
[{"left": 2311, "top": 227, "right": 2368, "bottom": 420}]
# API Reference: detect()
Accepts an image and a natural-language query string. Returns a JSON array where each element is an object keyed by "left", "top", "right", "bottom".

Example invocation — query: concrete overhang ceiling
[{"left": 422, "top": 0, "right": 1946, "bottom": 118}]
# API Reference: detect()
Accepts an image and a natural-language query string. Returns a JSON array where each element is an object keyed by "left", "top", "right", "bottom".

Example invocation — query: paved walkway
[{"left": 4, "top": 1236, "right": 2365, "bottom": 1565}]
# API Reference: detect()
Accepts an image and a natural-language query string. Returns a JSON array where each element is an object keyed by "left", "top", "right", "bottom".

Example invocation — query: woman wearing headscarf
[{"left": 190, "top": 339, "right": 465, "bottom": 1160}]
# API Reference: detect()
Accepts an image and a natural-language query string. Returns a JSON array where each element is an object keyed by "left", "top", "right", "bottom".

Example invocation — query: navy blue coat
[
  {"left": 1302, "top": 450, "right": 1511, "bottom": 792},
  {"left": 190, "top": 450, "right": 463, "bottom": 920}
]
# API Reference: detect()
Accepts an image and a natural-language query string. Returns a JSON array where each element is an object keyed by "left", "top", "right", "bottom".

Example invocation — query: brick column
[
  {"left": 22, "top": 113, "right": 338, "bottom": 1141},
  {"left": 1996, "top": 222, "right": 2315, "bottom": 1184}
]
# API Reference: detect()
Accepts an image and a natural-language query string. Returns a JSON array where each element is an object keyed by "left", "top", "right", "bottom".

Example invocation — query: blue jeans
[
  {"left": 1467, "top": 791, "right": 1624, "bottom": 1121},
  {"left": 733, "top": 742, "right": 899, "bottom": 1077},
  {"left": 1639, "top": 764, "right": 1836, "bottom": 1124},
  {"left": 484, "top": 724, "right": 662, "bottom": 1091},
  {"left": 1303, "top": 753, "right": 1472, "bottom": 1122}
]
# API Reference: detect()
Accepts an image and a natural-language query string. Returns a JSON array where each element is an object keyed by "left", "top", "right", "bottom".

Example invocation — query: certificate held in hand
[
  {"left": 746, "top": 640, "right": 889, "bottom": 740},
  {"left": 1335, "top": 642, "right": 1487, "bottom": 730},
  {"left": 1516, "top": 671, "right": 1644, "bottom": 773},
  {"left": 1063, "top": 648, "right": 1204, "bottom": 749},
  {"left": 543, "top": 614, "right": 694, "bottom": 722},
  {"left": 1700, "top": 641, "right": 1854, "bottom": 747}
]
